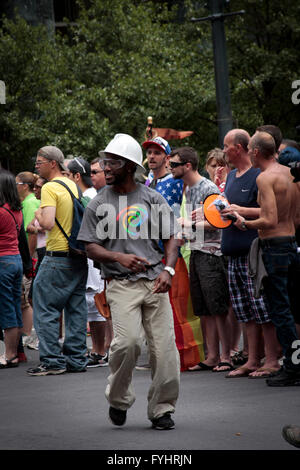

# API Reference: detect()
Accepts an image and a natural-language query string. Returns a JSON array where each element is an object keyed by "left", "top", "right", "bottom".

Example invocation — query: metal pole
[{"left": 209, "top": 0, "right": 233, "bottom": 146}]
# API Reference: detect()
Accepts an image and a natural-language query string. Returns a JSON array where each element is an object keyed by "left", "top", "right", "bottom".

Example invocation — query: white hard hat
[{"left": 98, "top": 134, "right": 145, "bottom": 172}]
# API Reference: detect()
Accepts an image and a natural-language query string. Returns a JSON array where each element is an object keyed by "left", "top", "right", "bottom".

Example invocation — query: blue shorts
[{"left": 0, "top": 255, "right": 23, "bottom": 329}]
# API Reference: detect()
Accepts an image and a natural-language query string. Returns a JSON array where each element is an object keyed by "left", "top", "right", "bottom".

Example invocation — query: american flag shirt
[
  {"left": 149, "top": 173, "right": 183, "bottom": 217},
  {"left": 149, "top": 173, "right": 183, "bottom": 252}
]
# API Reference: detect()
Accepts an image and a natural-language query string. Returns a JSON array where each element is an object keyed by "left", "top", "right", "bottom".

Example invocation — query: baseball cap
[
  {"left": 142, "top": 136, "right": 171, "bottom": 155},
  {"left": 68, "top": 157, "right": 92, "bottom": 186},
  {"left": 37, "top": 146, "right": 66, "bottom": 171}
]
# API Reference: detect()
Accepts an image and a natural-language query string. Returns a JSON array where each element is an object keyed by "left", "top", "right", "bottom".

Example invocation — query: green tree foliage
[
  {"left": 217, "top": 0, "right": 300, "bottom": 136},
  {"left": 0, "top": 0, "right": 299, "bottom": 174}
]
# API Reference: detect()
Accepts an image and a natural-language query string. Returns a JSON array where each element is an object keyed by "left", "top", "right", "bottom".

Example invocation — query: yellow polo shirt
[{"left": 40, "top": 177, "right": 79, "bottom": 251}]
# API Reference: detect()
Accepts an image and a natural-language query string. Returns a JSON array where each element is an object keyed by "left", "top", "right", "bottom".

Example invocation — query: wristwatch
[
  {"left": 241, "top": 220, "right": 247, "bottom": 231},
  {"left": 164, "top": 266, "right": 175, "bottom": 277}
]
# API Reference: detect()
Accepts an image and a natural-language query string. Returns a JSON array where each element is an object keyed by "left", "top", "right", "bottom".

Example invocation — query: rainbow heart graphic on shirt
[{"left": 117, "top": 205, "right": 149, "bottom": 237}]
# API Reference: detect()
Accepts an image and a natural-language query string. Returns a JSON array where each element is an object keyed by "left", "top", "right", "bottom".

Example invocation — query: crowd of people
[{"left": 0, "top": 124, "right": 300, "bottom": 433}]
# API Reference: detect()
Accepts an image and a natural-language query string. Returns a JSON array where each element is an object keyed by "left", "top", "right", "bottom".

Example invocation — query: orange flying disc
[{"left": 203, "top": 193, "right": 233, "bottom": 229}]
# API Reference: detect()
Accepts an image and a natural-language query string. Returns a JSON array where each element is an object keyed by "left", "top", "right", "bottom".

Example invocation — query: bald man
[
  {"left": 234, "top": 131, "right": 300, "bottom": 387},
  {"left": 221, "top": 129, "right": 280, "bottom": 379}
]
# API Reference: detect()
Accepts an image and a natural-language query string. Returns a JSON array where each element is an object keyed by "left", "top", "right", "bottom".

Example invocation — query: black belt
[
  {"left": 46, "top": 251, "right": 70, "bottom": 257},
  {"left": 260, "top": 236, "right": 296, "bottom": 247}
]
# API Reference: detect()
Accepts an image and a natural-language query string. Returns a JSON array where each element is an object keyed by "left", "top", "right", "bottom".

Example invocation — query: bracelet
[{"left": 241, "top": 221, "right": 247, "bottom": 231}]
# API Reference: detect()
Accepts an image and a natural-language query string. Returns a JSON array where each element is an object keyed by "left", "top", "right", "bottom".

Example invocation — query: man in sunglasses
[
  {"left": 78, "top": 133, "right": 180, "bottom": 430},
  {"left": 90, "top": 158, "right": 106, "bottom": 192}
]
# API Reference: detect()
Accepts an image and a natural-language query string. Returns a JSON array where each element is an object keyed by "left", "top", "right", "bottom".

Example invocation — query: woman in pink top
[{"left": 0, "top": 170, "right": 23, "bottom": 368}]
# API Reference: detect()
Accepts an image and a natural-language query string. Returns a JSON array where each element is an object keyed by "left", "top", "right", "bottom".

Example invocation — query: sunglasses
[
  {"left": 169, "top": 161, "right": 186, "bottom": 169},
  {"left": 91, "top": 169, "right": 103, "bottom": 175}
]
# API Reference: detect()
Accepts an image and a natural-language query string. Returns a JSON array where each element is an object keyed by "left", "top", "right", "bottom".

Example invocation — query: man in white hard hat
[{"left": 78, "top": 133, "right": 180, "bottom": 430}]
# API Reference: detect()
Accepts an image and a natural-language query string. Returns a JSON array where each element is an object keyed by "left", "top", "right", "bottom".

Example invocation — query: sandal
[
  {"left": 225, "top": 366, "right": 256, "bottom": 378},
  {"left": 212, "top": 362, "right": 235, "bottom": 372},
  {"left": 0, "top": 355, "right": 19, "bottom": 369},
  {"left": 248, "top": 367, "right": 280, "bottom": 379},
  {"left": 231, "top": 350, "right": 248, "bottom": 367},
  {"left": 187, "top": 362, "right": 216, "bottom": 371}
]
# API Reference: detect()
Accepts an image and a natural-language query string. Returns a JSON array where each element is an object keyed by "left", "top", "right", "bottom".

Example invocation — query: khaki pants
[{"left": 105, "top": 278, "right": 180, "bottom": 421}]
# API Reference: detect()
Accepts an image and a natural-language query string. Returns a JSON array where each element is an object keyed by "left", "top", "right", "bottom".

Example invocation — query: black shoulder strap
[
  {"left": 1, "top": 205, "right": 20, "bottom": 233},
  {"left": 51, "top": 179, "right": 81, "bottom": 242},
  {"left": 53, "top": 179, "right": 83, "bottom": 200}
]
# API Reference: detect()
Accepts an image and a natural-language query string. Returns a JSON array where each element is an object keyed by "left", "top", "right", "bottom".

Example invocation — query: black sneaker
[
  {"left": 87, "top": 352, "right": 108, "bottom": 368},
  {"left": 151, "top": 413, "right": 175, "bottom": 430},
  {"left": 282, "top": 425, "right": 300, "bottom": 448},
  {"left": 109, "top": 406, "right": 127, "bottom": 426},
  {"left": 266, "top": 366, "right": 300, "bottom": 387},
  {"left": 27, "top": 364, "right": 66, "bottom": 376},
  {"left": 66, "top": 367, "right": 87, "bottom": 373}
]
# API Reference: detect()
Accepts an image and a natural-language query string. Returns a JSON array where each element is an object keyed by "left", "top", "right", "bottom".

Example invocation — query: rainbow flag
[{"left": 168, "top": 257, "right": 205, "bottom": 371}]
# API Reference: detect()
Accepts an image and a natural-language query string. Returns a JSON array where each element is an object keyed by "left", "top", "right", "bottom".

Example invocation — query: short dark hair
[
  {"left": 68, "top": 157, "right": 92, "bottom": 187},
  {"left": 281, "top": 139, "right": 300, "bottom": 152},
  {"left": 251, "top": 132, "right": 276, "bottom": 159},
  {"left": 232, "top": 132, "right": 249, "bottom": 152},
  {"left": 90, "top": 157, "right": 100, "bottom": 165},
  {"left": 170, "top": 147, "right": 199, "bottom": 171},
  {"left": 0, "top": 169, "right": 22, "bottom": 211},
  {"left": 256, "top": 125, "right": 282, "bottom": 152}
]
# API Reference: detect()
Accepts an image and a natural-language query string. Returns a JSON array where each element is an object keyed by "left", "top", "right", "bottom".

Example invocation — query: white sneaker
[
  {"left": 27, "top": 338, "right": 39, "bottom": 351},
  {"left": 23, "top": 329, "right": 39, "bottom": 350},
  {"left": 135, "top": 363, "right": 151, "bottom": 371}
]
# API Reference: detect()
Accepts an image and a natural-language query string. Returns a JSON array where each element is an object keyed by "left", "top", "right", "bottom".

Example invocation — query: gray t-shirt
[
  {"left": 78, "top": 183, "right": 179, "bottom": 280},
  {"left": 186, "top": 176, "right": 222, "bottom": 255}
]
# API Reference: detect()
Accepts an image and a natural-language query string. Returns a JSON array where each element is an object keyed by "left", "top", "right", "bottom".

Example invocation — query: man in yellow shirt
[{"left": 27, "top": 146, "right": 88, "bottom": 376}]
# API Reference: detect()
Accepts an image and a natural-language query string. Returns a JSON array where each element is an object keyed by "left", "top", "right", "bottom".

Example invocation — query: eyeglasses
[
  {"left": 169, "top": 161, "right": 186, "bottom": 169},
  {"left": 99, "top": 159, "right": 126, "bottom": 170},
  {"left": 35, "top": 160, "right": 50, "bottom": 167},
  {"left": 91, "top": 169, "right": 103, "bottom": 175},
  {"left": 16, "top": 182, "right": 26, "bottom": 185},
  {"left": 74, "top": 157, "right": 86, "bottom": 174}
]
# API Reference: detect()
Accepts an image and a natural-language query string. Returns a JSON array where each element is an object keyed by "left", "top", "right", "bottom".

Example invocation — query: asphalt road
[{"left": 1, "top": 345, "right": 299, "bottom": 456}]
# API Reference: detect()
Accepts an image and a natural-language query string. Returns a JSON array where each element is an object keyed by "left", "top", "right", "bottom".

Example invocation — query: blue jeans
[
  {"left": 0, "top": 255, "right": 23, "bottom": 329},
  {"left": 261, "top": 237, "right": 300, "bottom": 371},
  {"left": 33, "top": 255, "right": 88, "bottom": 370}
]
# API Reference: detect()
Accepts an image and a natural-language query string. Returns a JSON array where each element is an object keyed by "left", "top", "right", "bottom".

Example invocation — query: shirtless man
[{"left": 234, "top": 131, "right": 300, "bottom": 386}]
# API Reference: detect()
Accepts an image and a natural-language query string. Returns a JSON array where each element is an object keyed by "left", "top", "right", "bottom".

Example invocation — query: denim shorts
[{"left": 0, "top": 255, "right": 23, "bottom": 329}]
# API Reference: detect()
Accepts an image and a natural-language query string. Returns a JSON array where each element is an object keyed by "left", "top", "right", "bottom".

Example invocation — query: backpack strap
[
  {"left": 51, "top": 179, "right": 82, "bottom": 242},
  {"left": 0, "top": 205, "right": 20, "bottom": 233},
  {"left": 53, "top": 179, "right": 82, "bottom": 200}
]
